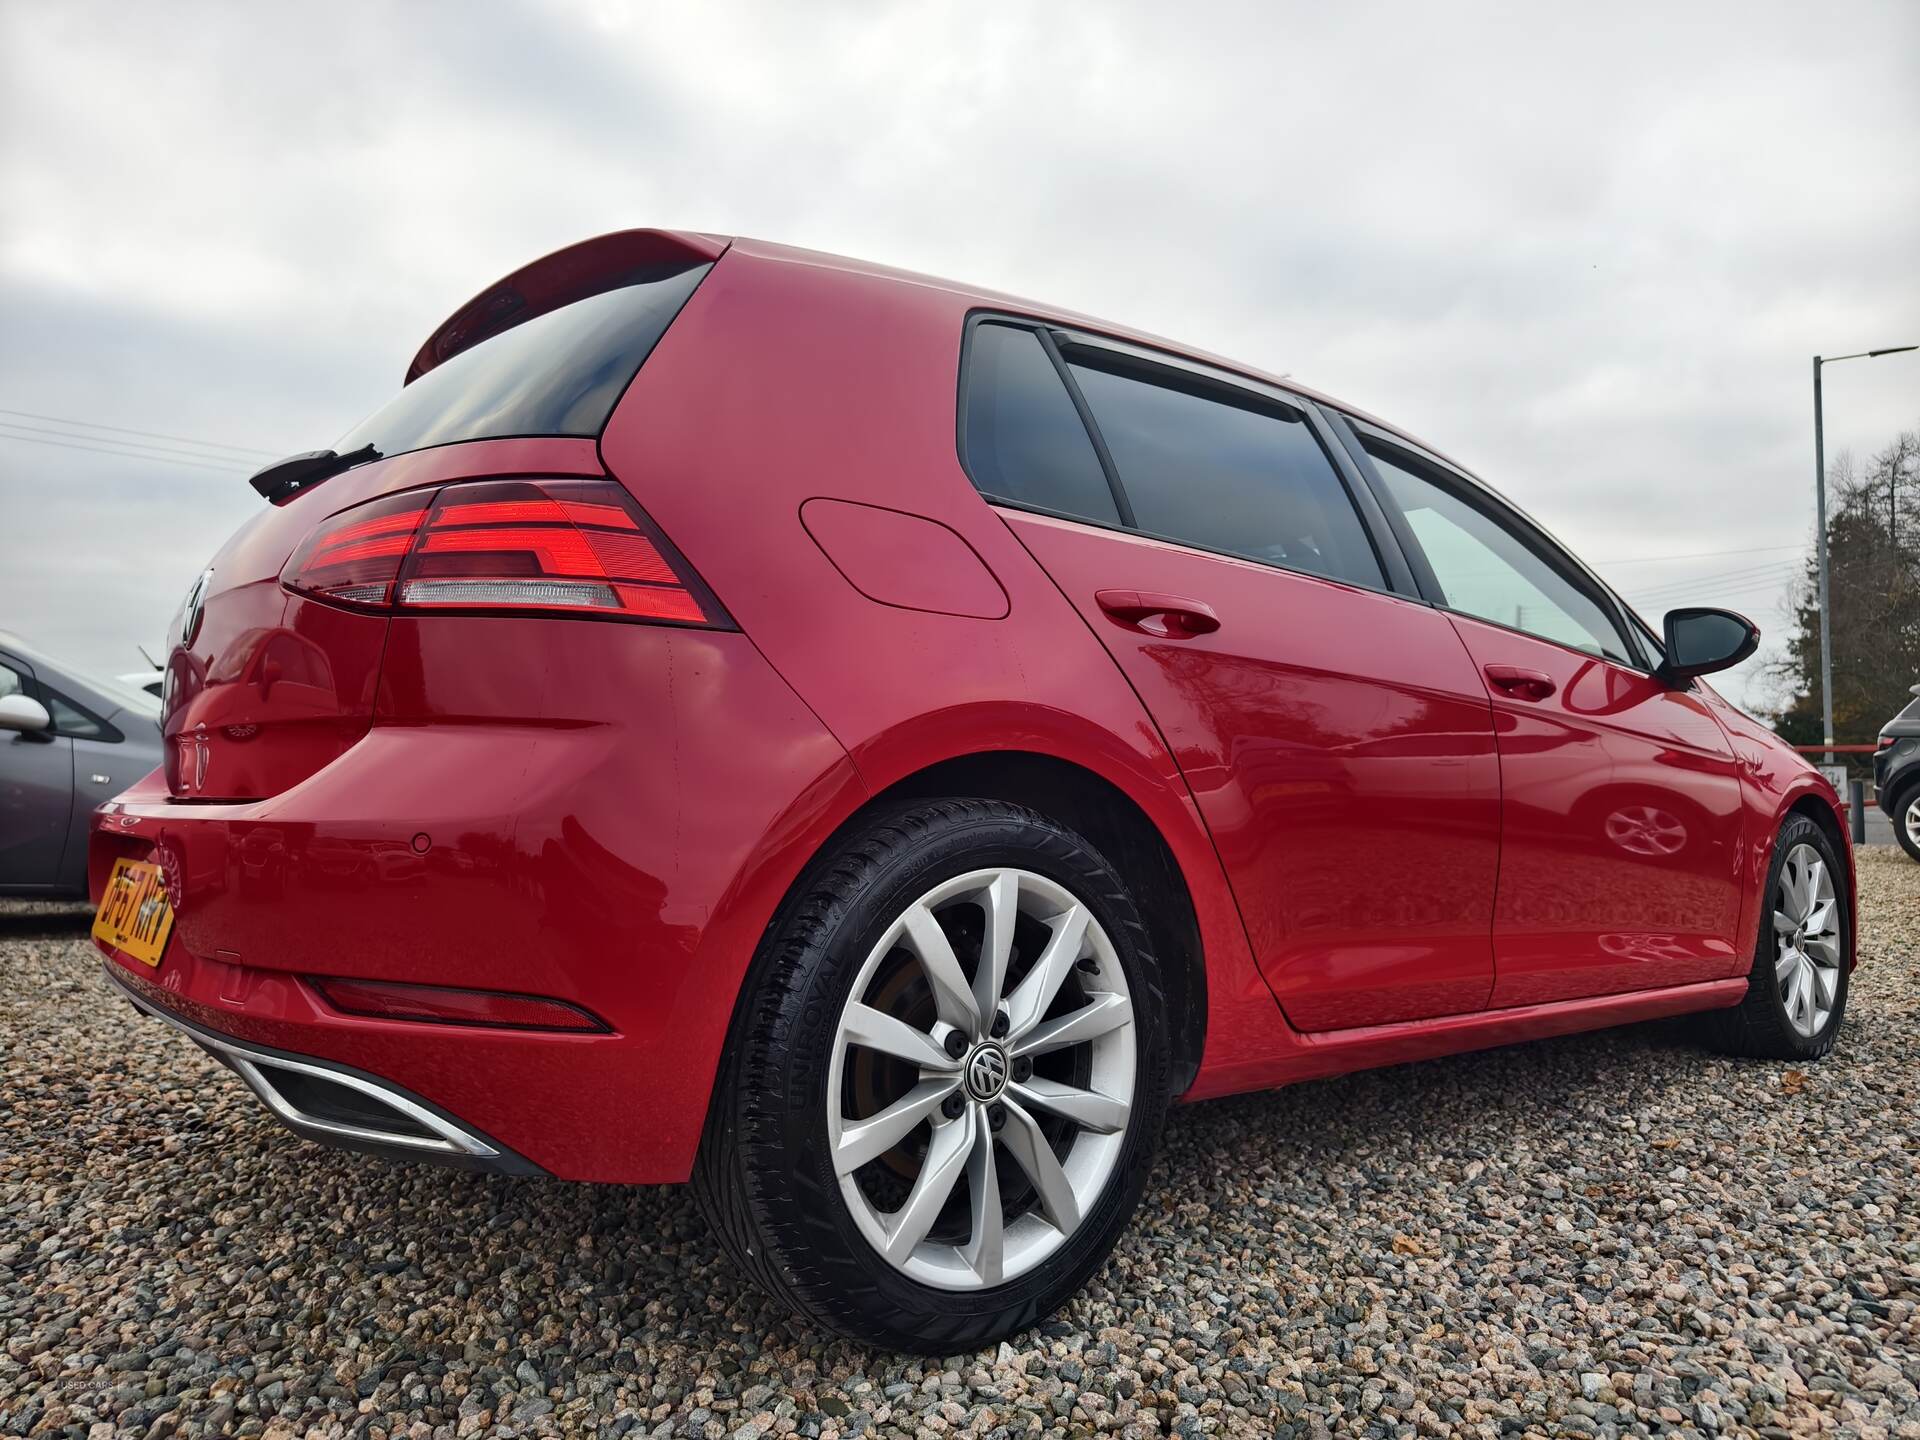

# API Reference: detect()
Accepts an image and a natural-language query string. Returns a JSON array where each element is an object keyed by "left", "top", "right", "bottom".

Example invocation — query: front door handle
[
  {"left": 1094, "top": 589, "right": 1220, "bottom": 638},
  {"left": 1483, "top": 663, "right": 1557, "bottom": 701}
]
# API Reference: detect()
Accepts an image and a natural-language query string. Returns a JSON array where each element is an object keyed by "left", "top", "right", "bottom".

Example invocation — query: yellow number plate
[{"left": 92, "top": 858, "right": 175, "bottom": 968}]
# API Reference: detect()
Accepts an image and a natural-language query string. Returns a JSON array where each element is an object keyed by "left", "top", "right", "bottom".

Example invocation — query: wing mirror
[
  {"left": 0, "top": 694, "right": 52, "bottom": 735},
  {"left": 1660, "top": 607, "right": 1759, "bottom": 682}
]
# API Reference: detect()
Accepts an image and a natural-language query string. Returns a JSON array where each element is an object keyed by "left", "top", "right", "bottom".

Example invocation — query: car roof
[{"left": 722, "top": 235, "right": 1478, "bottom": 478}]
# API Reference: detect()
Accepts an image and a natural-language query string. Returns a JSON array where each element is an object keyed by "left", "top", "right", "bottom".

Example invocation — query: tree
[{"left": 1767, "top": 425, "right": 1920, "bottom": 748}]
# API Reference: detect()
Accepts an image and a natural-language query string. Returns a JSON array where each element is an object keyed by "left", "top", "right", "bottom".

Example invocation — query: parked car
[
  {"left": 90, "top": 231, "right": 1856, "bottom": 1350},
  {"left": 1876, "top": 684, "right": 1920, "bottom": 861},
  {"left": 1, "top": 633, "right": 162, "bottom": 895},
  {"left": 117, "top": 668, "right": 164, "bottom": 699}
]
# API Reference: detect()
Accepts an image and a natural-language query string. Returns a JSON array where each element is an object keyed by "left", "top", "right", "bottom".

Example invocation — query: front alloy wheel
[
  {"left": 1700, "top": 812, "right": 1851, "bottom": 1060},
  {"left": 1771, "top": 843, "right": 1842, "bottom": 1038},
  {"left": 695, "top": 799, "right": 1170, "bottom": 1351}
]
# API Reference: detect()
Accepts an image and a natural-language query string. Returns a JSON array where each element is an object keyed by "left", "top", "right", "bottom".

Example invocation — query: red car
[{"left": 92, "top": 230, "right": 1855, "bottom": 1350}]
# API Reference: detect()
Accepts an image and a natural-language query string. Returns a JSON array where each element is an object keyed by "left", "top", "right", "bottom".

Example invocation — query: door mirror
[
  {"left": 0, "top": 694, "right": 52, "bottom": 734},
  {"left": 1661, "top": 607, "right": 1759, "bottom": 681}
]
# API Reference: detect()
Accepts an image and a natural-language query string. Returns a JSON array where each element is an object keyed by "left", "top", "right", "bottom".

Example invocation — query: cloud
[{"left": 2, "top": 0, "right": 1916, "bottom": 708}]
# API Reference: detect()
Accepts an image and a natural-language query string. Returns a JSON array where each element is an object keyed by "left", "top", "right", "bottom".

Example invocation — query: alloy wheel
[
  {"left": 825, "top": 867, "right": 1136, "bottom": 1290},
  {"left": 1773, "top": 842, "right": 1841, "bottom": 1038},
  {"left": 1905, "top": 795, "right": 1920, "bottom": 849}
]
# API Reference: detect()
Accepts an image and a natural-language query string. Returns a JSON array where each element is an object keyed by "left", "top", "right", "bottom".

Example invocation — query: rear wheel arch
[
  {"left": 870, "top": 751, "right": 1208, "bottom": 1094},
  {"left": 724, "top": 748, "right": 1209, "bottom": 1103}
]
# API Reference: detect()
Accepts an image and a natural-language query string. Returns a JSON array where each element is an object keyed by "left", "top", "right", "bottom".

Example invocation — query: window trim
[
  {"left": 1334, "top": 413, "right": 1657, "bottom": 673},
  {"left": 956, "top": 311, "right": 1424, "bottom": 603},
  {"left": 44, "top": 684, "right": 122, "bottom": 743},
  {"left": 0, "top": 649, "right": 124, "bottom": 742}
]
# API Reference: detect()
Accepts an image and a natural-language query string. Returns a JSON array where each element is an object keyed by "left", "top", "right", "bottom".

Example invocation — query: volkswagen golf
[{"left": 92, "top": 229, "right": 1855, "bottom": 1350}]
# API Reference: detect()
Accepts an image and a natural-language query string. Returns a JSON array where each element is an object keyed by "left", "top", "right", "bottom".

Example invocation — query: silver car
[{"left": 0, "top": 633, "right": 163, "bottom": 896}]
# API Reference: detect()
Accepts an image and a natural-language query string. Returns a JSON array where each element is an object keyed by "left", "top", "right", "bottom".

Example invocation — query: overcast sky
[{"left": 3, "top": 1, "right": 1916, "bottom": 711}]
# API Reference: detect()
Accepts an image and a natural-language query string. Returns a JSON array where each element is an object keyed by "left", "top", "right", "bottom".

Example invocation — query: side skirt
[{"left": 1184, "top": 976, "right": 1749, "bottom": 1102}]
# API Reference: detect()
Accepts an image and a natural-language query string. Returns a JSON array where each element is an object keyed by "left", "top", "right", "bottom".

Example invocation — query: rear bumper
[
  {"left": 105, "top": 960, "right": 543, "bottom": 1175},
  {"left": 91, "top": 620, "right": 865, "bottom": 1183}
]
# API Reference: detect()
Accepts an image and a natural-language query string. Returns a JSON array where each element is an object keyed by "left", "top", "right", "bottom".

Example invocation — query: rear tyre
[
  {"left": 1699, "top": 813, "right": 1850, "bottom": 1060},
  {"left": 1892, "top": 780, "right": 1920, "bottom": 864},
  {"left": 694, "top": 798, "right": 1171, "bottom": 1351}
]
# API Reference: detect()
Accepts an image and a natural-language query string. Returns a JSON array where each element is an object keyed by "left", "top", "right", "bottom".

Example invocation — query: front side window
[
  {"left": 1364, "top": 441, "right": 1633, "bottom": 663},
  {"left": 962, "top": 324, "right": 1121, "bottom": 525},
  {"left": 1065, "top": 357, "right": 1385, "bottom": 589}
]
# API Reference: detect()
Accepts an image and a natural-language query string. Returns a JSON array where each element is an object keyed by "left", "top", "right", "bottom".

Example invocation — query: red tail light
[
  {"left": 308, "top": 975, "right": 611, "bottom": 1032},
  {"left": 282, "top": 478, "right": 729, "bottom": 627},
  {"left": 280, "top": 489, "right": 433, "bottom": 607}
]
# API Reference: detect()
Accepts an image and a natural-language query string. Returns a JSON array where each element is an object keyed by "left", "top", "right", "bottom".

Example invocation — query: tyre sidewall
[{"left": 741, "top": 804, "right": 1170, "bottom": 1349}]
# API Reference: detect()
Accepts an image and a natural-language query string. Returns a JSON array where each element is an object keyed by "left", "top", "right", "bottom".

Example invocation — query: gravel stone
[{"left": 3, "top": 849, "right": 1918, "bottom": 1436}]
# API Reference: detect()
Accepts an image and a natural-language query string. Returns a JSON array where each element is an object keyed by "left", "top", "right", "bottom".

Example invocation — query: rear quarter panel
[{"left": 598, "top": 240, "right": 1282, "bottom": 1087}]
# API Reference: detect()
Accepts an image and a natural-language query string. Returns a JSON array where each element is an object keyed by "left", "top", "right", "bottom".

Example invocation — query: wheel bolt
[
  {"left": 989, "top": 1010, "right": 1009, "bottom": 1038},
  {"left": 942, "top": 1093, "right": 965, "bottom": 1120},
  {"left": 987, "top": 1103, "right": 1006, "bottom": 1131},
  {"left": 1012, "top": 1057, "right": 1032, "bottom": 1083},
  {"left": 943, "top": 1030, "right": 968, "bottom": 1059}
]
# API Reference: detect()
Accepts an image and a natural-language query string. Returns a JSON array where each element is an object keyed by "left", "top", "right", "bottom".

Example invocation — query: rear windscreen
[{"left": 336, "top": 261, "right": 711, "bottom": 459}]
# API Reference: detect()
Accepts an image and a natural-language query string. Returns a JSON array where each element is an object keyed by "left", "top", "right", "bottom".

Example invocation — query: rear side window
[
  {"left": 1065, "top": 358, "right": 1386, "bottom": 589},
  {"left": 962, "top": 324, "right": 1121, "bottom": 525},
  {"left": 336, "top": 262, "right": 711, "bottom": 460}
]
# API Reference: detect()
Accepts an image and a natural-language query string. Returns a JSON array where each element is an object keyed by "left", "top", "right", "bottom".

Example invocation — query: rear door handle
[
  {"left": 1483, "top": 663, "right": 1557, "bottom": 701},
  {"left": 1094, "top": 589, "right": 1220, "bottom": 638}
]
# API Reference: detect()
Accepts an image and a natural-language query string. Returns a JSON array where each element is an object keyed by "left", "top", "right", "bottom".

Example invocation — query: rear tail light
[
  {"left": 282, "top": 478, "right": 729, "bottom": 627},
  {"left": 307, "top": 975, "right": 611, "bottom": 1032},
  {"left": 1880, "top": 735, "right": 1896, "bottom": 750},
  {"left": 279, "top": 489, "right": 432, "bottom": 607}
]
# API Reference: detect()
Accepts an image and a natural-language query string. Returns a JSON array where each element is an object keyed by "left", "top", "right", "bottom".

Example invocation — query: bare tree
[{"left": 1767, "top": 425, "right": 1920, "bottom": 746}]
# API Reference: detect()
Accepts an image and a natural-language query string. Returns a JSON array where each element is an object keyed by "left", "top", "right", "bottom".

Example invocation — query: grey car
[
  {"left": 1876, "top": 684, "right": 1920, "bottom": 862},
  {"left": 0, "top": 633, "right": 163, "bottom": 896}
]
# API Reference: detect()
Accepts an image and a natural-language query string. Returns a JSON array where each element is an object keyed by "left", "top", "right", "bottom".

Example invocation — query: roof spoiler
[
  {"left": 403, "top": 229, "right": 731, "bottom": 385},
  {"left": 247, "top": 444, "right": 381, "bottom": 502}
]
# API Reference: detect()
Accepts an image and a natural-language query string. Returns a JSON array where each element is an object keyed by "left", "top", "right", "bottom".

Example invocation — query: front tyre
[
  {"left": 694, "top": 799, "right": 1171, "bottom": 1351},
  {"left": 1699, "top": 812, "right": 1851, "bottom": 1060}
]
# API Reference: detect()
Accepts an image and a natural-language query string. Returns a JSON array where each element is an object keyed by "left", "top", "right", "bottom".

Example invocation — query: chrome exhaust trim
[{"left": 106, "top": 965, "right": 541, "bottom": 1173}]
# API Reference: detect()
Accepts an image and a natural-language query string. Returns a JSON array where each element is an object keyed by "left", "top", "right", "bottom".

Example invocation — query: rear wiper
[{"left": 247, "top": 443, "right": 381, "bottom": 501}]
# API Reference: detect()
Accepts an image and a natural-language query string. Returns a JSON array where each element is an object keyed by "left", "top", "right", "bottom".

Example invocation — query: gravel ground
[{"left": 3, "top": 850, "right": 1917, "bottom": 1440}]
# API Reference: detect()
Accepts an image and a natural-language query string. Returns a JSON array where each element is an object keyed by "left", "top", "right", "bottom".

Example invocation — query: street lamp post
[{"left": 1811, "top": 344, "right": 1918, "bottom": 757}]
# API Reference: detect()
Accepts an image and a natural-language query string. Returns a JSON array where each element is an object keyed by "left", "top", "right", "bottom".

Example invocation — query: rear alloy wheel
[
  {"left": 828, "top": 867, "right": 1136, "bottom": 1291},
  {"left": 1699, "top": 812, "right": 1851, "bottom": 1060},
  {"left": 695, "top": 799, "right": 1170, "bottom": 1351}
]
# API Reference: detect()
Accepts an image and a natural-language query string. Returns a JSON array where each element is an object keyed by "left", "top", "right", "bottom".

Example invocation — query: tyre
[
  {"left": 694, "top": 798, "right": 1171, "bottom": 1351},
  {"left": 1893, "top": 780, "right": 1920, "bottom": 864},
  {"left": 1699, "top": 812, "right": 1851, "bottom": 1060}
]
